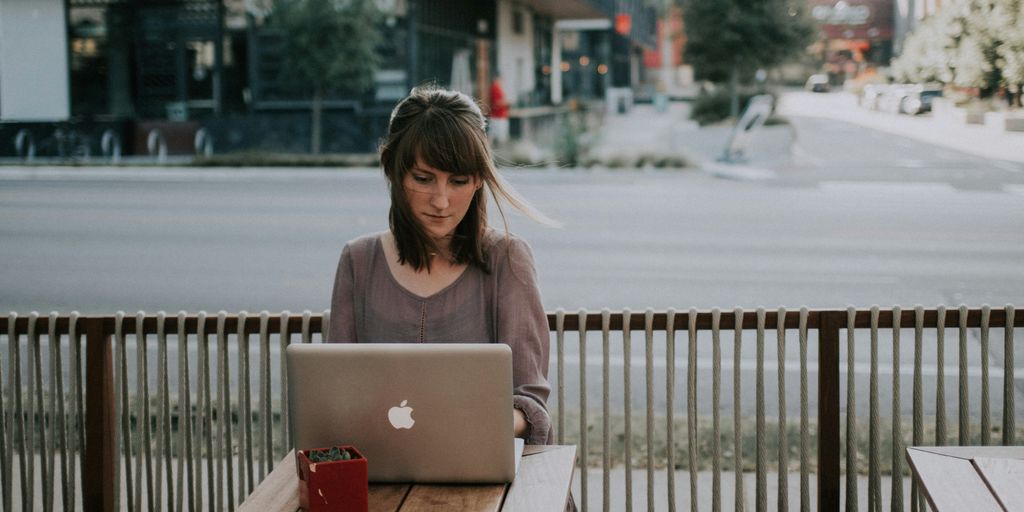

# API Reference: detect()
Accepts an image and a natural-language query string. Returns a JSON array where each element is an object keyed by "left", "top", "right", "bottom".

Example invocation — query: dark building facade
[{"left": 1, "top": 0, "right": 656, "bottom": 157}]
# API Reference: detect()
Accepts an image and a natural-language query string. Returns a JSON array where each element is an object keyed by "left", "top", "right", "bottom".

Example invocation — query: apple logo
[{"left": 388, "top": 400, "right": 415, "bottom": 429}]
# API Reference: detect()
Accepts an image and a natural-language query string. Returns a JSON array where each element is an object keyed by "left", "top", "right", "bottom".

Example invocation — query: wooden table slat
[
  {"left": 399, "top": 484, "right": 505, "bottom": 512},
  {"left": 368, "top": 485, "right": 411, "bottom": 512},
  {"left": 906, "top": 448, "right": 1004, "bottom": 512},
  {"left": 503, "top": 446, "right": 576, "bottom": 512},
  {"left": 238, "top": 453, "right": 301, "bottom": 512},
  {"left": 914, "top": 445, "right": 1024, "bottom": 460},
  {"left": 973, "top": 457, "right": 1024, "bottom": 511}
]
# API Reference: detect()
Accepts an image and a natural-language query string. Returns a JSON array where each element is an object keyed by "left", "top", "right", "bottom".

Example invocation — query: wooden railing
[{"left": 1, "top": 306, "right": 1019, "bottom": 511}]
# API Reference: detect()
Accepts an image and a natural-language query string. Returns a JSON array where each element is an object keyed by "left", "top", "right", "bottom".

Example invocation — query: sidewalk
[
  {"left": 777, "top": 91, "right": 1024, "bottom": 164},
  {"left": 589, "top": 100, "right": 795, "bottom": 180}
]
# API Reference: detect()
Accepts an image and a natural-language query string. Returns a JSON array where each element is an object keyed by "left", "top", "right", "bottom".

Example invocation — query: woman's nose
[{"left": 429, "top": 183, "right": 450, "bottom": 209}]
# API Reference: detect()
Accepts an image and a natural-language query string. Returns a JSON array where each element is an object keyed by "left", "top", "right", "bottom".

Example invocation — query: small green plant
[{"left": 307, "top": 446, "right": 354, "bottom": 462}]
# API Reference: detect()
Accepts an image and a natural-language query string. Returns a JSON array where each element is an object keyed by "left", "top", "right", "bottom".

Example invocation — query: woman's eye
[
  {"left": 451, "top": 178, "right": 471, "bottom": 186},
  {"left": 412, "top": 175, "right": 431, "bottom": 183}
]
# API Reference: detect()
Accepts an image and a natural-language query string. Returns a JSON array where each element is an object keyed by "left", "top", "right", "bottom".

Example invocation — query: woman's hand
[{"left": 513, "top": 408, "right": 528, "bottom": 438}]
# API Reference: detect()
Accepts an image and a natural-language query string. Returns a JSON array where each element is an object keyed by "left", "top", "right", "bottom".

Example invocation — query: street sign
[{"left": 720, "top": 94, "right": 774, "bottom": 163}]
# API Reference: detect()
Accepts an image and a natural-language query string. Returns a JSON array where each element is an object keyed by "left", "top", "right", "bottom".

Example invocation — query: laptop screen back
[{"left": 287, "top": 343, "right": 515, "bottom": 483}]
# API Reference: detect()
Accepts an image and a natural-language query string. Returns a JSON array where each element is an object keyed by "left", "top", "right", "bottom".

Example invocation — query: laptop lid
[{"left": 287, "top": 343, "right": 516, "bottom": 483}]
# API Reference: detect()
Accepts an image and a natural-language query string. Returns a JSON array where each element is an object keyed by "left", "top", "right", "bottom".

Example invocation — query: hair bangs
[{"left": 405, "top": 106, "right": 488, "bottom": 178}]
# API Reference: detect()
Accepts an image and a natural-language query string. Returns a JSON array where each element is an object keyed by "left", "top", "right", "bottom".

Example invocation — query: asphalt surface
[{"left": 1, "top": 93, "right": 1023, "bottom": 422}]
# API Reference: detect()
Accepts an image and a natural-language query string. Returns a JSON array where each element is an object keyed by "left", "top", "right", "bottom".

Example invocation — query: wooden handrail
[{"left": 2, "top": 307, "right": 1021, "bottom": 512}]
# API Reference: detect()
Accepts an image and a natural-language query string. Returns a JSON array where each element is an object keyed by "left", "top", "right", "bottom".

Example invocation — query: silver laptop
[{"left": 287, "top": 343, "right": 520, "bottom": 483}]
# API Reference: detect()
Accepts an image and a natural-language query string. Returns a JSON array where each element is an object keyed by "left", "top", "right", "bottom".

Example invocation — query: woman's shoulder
[
  {"left": 483, "top": 229, "right": 536, "bottom": 273},
  {"left": 342, "top": 231, "right": 386, "bottom": 261},
  {"left": 483, "top": 228, "right": 531, "bottom": 254}
]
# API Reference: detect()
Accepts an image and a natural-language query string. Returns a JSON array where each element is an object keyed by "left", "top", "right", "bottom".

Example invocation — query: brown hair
[{"left": 379, "top": 86, "right": 551, "bottom": 273}]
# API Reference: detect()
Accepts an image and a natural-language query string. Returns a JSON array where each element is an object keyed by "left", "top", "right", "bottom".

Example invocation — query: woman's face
[{"left": 402, "top": 158, "right": 480, "bottom": 242}]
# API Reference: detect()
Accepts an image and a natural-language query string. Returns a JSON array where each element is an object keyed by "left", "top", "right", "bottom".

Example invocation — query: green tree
[
  {"left": 269, "top": 0, "right": 381, "bottom": 153},
  {"left": 683, "top": 0, "right": 814, "bottom": 117}
]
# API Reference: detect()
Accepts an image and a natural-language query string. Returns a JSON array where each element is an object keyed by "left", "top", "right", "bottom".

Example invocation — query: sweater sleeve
[
  {"left": 495, "top": 236, "right": 553, "bottom": 445},
  {"left": 327, "top": 243, "right": 357, "bottom": 343}
]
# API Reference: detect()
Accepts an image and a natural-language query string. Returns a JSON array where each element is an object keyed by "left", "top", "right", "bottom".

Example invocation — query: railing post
[
  {"left": 84, "top": 318, "right": 116, "bottom": 511},
  {"left": 818, "top": 311, "right": 842, "bottom": 511}
]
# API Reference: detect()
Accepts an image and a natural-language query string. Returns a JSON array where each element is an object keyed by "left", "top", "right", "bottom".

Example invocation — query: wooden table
[
  {"left": 240, "top": 445, "right": 576, "bottom": 512},
  {"left": 905, "top": 446, "right": 1024, "bottom": 512}
]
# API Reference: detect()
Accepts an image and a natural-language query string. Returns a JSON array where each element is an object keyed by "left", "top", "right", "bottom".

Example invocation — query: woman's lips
[{"left": 423, "top": 213, "right": 449, "bottom": 223}]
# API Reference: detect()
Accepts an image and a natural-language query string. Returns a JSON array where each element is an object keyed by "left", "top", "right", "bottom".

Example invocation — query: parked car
[
  {"left": 869, "top": 83, "right": 943, "bottom": 115},
  {"left": 805, "top": 74, "right": 830, "bottom": 93},
  {"left": 899, "top": 85, "right": 943, "bottom": 114}
]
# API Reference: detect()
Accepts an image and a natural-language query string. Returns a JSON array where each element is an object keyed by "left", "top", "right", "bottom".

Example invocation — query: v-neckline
[{"left": 377, "top": 235, "right": 471, "bottom": 300}]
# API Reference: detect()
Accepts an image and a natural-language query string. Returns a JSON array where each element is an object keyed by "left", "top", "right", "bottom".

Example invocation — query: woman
[{"left": 327, "top": 86, "right": 554, "bottom": 445}]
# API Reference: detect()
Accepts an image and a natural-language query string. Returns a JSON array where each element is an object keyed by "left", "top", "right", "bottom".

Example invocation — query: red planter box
[{"left": 296, "top": 445, "right": 368, "bottom": 512}]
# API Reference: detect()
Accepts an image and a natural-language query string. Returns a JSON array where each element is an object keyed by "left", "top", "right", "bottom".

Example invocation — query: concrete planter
[
  {"left": 984, "top": 111, "right": 1024, "bottom": 132},
  {"left": 932, "top": 97, "right": 986, "bottom": 125}
]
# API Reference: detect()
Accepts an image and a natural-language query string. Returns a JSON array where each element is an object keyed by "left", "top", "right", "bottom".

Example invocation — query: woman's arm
[
  {"left": 327, "top": 244, "right": 357, "bottom": 343},
  {"left": 496, "top": 236, "right": 553, "bottom": 445}
]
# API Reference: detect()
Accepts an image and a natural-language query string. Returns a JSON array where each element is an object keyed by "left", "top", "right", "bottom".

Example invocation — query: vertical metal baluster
[
  {"left": 687, "top": 308, "right": 698, "bottom": 512},
  {"left": 240, "top": 311, "right": 254, "bottom": 500},
  {"left": 980, "top": 306, "right": 991, "bottom": 445},
  {"left": 622, "top": 308, "right": 633, "bottom": 512},
  {"left": 68, "top": 312, "right": 83, "bottom": 512},
  {"left": 217, "top": 311, "right": 232, "bottom": 512},
  {"left": 555, "top": 309, "right": 565, "bottom": 446},
  {"left": 711, "top": 308, "right": 721, "bottom": 512},
  {"left": 0, "top": 315, "right": 10, "bottom": 512},
  {"left": 279, "top": 311, "right": 291, "bottom": 462},
  {"left": 733, "top": 307, "right": 744, "bottom": 512},
  {"left": 177, "top": 311, "right": 194, "bottom": 512},
  {"left": 911, "top": 306, "right": 924, "bottom": 512},
  {"left": 52, "top": 312, "right": 71, "bottom": 511},
  {"left": 0, "top": 319, "right": 6, "bottom": 510},
  {"left": 868, "top": 306, "right": 880, "bottom": 512},
  {"left": 1004, "top": 305, "right": 1016, "bottom": 446},
  {"left": 136, "top": 312, "right": 154, "bottom": 512},
  {"left": 73, "top": 312, "right": 86, "bottom": 511},
  {"left": 776, "top": 308, "right": 788, "bottom": 512},
  {"left": 156, "top": 311, "right": 170, "bottom": 512},
  {"left": 601, "top": 310, "right": 611, "bottom": 512},
  {"left": 958, "top": 305, "right": 969, "bottom": 445},
  {"left": 644, "top": 309, "right": 654, "bottom": 512},
  {"left": 197, "top": 311, "right": 212, "bottom": 512},
  {"left": 845, "top": 306, "right": 857, "bottom": 512},
  {"left": 45, "top": 312, "right": 59, "bottom": 512},
  {"left": 116, "top": 312, "right": 133, "bottom": 512},
  {"left": 754, "top": 308, "right": 766, "bottom": 512},
  {"left": 579, "top": 309, "right": 589, "bottom": 512},
  {"left": 666, "top": 309, "right": 677, "bottom": 512},
  {"left": 6, "top": 312, "right": 22, "bottom": 512},
  {"left": 798, "top": 308, "right": 810, "bottom": 512},
  {"left": 936, "top": 306, "right": 947, "bottom": 446},
  {"left": 301, "top": 311, "right": 312, "bottom": 345},
  {"left": 27, "top": 312, "right": 41, "bottom": 511},
  {"left": 259, "top": 312, "right": 272, "bottom": 478},
  {"left": 891, "top": 306, "right": 904, "bottom": 512}
]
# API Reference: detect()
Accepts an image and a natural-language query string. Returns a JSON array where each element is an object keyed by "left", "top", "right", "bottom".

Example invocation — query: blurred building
[
  {"left": 808, "top": 0, "right": 894, "bottom": 84},
  {"left": 0, "top": 0, "right": 656, "bottom": 156}
]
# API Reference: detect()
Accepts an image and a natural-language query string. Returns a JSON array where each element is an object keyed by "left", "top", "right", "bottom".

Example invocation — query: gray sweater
[{"left": 328, "top": 230, "right": 553, "bottom": 445}]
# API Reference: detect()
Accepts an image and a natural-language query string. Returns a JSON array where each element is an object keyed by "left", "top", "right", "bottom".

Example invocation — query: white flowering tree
[{"left": 893, "top": 0, "right": 1023, "bottom": 107}]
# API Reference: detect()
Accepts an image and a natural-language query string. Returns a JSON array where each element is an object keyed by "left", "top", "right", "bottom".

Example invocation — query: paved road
[{"left": 1, "top": 104, "right": 1022, "bottom": 421}]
